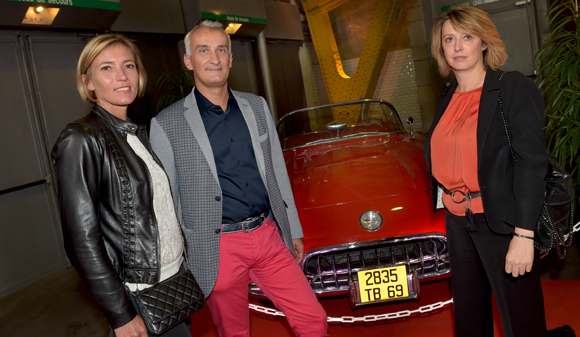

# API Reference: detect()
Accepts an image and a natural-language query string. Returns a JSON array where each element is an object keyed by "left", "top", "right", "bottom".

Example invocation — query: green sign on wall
[
  {"left": 201, "top": 11, "right": 267, "bottom": 25},
  {"left": 1, "top": 0, "right": 120, "bottom": 11},
  {"left": 440, "top": 0, "right": 501, "bottom": 12}
]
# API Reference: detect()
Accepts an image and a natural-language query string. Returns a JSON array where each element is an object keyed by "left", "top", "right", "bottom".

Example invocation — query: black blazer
[{"left": 424, "top": 67, "right": 548, "bottom": 234}]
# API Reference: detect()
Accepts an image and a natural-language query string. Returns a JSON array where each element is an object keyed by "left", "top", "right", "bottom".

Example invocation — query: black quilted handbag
[
  {"left": 127, "top": 269, "right": 205, "bottom": 336},
  {"left": 498, "top": 71, "right": 575, "bottom": 259},
  {"left": 532, "top": 152, "right": 575, "bottom": 257}
]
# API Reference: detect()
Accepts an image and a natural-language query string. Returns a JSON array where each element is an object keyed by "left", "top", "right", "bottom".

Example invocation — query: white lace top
[{"left": 126, "top": 133, "right": 183, "bottom": 289}]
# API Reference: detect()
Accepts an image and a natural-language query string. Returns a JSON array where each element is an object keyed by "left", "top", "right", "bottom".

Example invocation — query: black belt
[
  {"left": 442, "top": 187, "right": 481, "bottom": 203},
  {"left": 442, "top": 187, "right": 481, "bottom": 232},
  {"left": 221, "top": 209, "right": 271, "bottom": 234}
]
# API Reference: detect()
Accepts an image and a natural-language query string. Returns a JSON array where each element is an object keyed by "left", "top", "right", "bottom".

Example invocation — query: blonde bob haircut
[
  {"left": 431, "top": 6, "right": 507, "bottom": 77},
  {"left": 76, "top": 34, "right": 147, "bottom": 104}
]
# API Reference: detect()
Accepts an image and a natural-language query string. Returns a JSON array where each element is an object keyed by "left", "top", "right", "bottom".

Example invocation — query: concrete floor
[
  {"left": 1, "top": 239, "right": 579, "bottom": 337},
  {"left": 0, "top": 267, "right": 109, "bottom": 337}
]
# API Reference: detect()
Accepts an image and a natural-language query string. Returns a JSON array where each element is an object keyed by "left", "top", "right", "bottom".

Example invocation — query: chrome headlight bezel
[{"left": 359, "top": 210, "right": 383, "bottom": 231}]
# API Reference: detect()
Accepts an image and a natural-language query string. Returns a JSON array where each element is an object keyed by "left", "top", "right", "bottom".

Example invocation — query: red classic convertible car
[{"left": 250, "top": 99, "right": 449, "bottom": 321}]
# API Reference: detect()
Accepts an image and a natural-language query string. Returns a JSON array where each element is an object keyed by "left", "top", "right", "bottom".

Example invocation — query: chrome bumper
[{"left": 248, "top": 233, "right": 449, "bottom": 300}]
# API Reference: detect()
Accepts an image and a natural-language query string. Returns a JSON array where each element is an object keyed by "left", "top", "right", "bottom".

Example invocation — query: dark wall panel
[
  {"left": 0, "top": 33, "right": 45, "bottom": 191},
  {"left": 0, "top": 185, "right": 66, "bottom": 297},
  {"left": 27, "top": 34, "right": 91, "bottom": 148},
  {"left": 0, "top": 31, "right": 69, "bottom": 299}
]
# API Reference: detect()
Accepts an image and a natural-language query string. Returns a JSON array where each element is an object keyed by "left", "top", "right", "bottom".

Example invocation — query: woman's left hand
[{"left": 505, "top": 228, "right": 535, "bottom": 277}]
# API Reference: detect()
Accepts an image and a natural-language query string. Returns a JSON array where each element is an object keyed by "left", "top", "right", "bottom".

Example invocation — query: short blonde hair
[
  {"left": 431, "top": 6, "right": 507, "bottom": 77},
  {"left": 76, "top": 34, "right": 147, "bottom": 104}
]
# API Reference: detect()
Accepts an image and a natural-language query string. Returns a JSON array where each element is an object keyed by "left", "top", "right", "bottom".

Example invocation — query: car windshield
[{"left": 277, "top": 100, "right": 406, "bottom": 150}]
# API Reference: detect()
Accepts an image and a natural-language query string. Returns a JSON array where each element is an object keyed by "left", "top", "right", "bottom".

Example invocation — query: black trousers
[{"left": 446, "top": 211, "right": 547, "bottom": 337}]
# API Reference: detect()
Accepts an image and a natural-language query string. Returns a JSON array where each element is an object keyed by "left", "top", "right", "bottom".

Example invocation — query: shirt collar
[{"left": 194, "top": 87, "right": 236, "bottom": 115}]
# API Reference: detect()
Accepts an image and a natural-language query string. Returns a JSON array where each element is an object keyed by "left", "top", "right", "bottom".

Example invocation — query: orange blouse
[{"left": 431, "top": 87, "right": 484, "bottom": 216}]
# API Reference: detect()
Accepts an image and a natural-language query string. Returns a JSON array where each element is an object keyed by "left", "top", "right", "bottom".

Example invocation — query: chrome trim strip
[
  {"left": 282, "top": 132, "right": 405, "bottom": 151},
  {"left": 300, "top": 232, "right": 447, "bottom": 268},
  {"left": 276, "top": 99, "right": 398, "bottom": 127}
]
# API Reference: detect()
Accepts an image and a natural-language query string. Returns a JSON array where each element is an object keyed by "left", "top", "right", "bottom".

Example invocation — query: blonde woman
[
  {"left": 425, "top": 7, "right": 548, "bottom": 337},
  {"left": 52, "top": 34, "right": 190, "bottom": 337}
]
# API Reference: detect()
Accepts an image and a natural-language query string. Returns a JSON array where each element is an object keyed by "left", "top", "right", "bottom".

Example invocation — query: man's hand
[
  {"left": 293, "top": 238, "right": 304, "bottom": 264},
  {"left": 114, "top": 315, "right": 148, "bottom": 337},
  {"left": 505, "top": 228, "right": 535, "bottom": 277}
]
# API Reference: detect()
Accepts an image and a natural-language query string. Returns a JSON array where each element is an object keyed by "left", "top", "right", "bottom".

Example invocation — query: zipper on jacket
[{"left": 140, "top": 132, "right": 190, "bottom": 276}]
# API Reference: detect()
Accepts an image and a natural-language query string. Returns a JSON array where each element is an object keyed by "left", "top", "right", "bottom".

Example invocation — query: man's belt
[{"left": 221, "top": 209, "right": 271, "bottom": 234}]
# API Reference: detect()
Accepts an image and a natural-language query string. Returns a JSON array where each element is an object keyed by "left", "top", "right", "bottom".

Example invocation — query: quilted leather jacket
[{"left": 52, "top": 105, "right": 164, "bottom": 329}]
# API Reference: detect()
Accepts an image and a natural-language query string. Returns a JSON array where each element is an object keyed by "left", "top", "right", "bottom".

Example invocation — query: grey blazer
[{"left": 150, "top": 89, "right": 303, "bottom": 297}]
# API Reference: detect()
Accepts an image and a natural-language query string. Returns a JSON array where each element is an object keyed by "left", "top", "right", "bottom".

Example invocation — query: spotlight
[
  {"left": 224, "top": 23, "right": 242, "bottom": 34},
  {"left": 35, "top": 6, "right": 44, "bottom": 13}
]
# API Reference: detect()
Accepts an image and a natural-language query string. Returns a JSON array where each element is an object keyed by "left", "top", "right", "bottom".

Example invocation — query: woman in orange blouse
[{"left": 424, "top": 7, "right": 548, "bottom": 337}]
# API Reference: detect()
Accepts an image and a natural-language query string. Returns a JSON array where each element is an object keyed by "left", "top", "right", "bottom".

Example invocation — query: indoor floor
[{"left": 1, "top": 240, "right": 579, "bottom": 337}]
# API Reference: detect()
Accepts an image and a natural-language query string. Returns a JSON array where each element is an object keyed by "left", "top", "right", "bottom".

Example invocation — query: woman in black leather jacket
[{"left": 52, "top": 34, "right": 190, "bottom": 337}]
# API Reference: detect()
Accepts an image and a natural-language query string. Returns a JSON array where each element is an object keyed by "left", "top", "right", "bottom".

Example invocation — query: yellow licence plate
[{"left": 357, "top": 265, "right": 409, "bottom": 303}]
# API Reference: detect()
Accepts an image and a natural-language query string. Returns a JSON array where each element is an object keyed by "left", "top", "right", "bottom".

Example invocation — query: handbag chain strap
[{"left": 498, "top": 71, "right": 517, "bottom": 163}]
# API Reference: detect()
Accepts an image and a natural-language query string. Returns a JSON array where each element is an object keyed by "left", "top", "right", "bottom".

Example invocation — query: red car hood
[{"left": 289, "top": 135, "right": 429, "bottom": 209}]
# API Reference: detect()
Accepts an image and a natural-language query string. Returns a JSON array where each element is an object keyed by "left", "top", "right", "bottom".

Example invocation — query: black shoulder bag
[
  {"left": 498, "top": 71, "right": 575, "bottom": 259},
  {"left": 126, "top": 268, "right": 205, "bottom": 335}
]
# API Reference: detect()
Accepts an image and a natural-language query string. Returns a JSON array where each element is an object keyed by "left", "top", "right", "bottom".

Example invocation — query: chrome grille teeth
[{"left": 302, "top": 236, "right": 450, "bottom": 294}]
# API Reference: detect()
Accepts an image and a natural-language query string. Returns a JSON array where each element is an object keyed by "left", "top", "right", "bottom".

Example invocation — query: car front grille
[{"left": 302, "top": 234, "right": 449, "bottom": 294}]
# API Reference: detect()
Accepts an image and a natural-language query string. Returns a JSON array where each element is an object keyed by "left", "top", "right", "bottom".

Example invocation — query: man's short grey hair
[{"left": 184, "top": 20, "right": 232, "bottom": 55}]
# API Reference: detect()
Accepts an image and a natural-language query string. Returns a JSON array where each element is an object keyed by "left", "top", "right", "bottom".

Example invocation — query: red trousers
[{"left": 206, "top": 217, "right": 328, "bottom": 337}]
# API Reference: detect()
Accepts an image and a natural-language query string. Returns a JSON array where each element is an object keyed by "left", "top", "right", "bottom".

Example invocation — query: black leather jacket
[{"left": 52, "top": 105, "right": 165, "bottom": 329}]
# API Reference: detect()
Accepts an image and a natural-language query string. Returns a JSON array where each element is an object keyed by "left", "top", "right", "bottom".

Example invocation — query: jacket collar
[
  {"left": 179, "top": 88, "right": 267, "bottom": 186},
  {"left": 476, "top": 66, "right": 502, "bottom": 166},
  {"left": 92, "top": 104, "right": 146, "bottom": 136}
]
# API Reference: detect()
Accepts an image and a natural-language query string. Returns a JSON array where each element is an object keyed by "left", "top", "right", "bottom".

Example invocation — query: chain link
[
  {"left": 250, "top": 298, "right": 454, "bottom": 324},
  {"left": 573, "top": 220, "right": 580, "bottom": 233}
]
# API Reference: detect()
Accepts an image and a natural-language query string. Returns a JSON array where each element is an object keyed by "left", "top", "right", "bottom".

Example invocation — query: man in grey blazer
[{"left": 150, "top": 20, "right": 328, "bottom": 336}]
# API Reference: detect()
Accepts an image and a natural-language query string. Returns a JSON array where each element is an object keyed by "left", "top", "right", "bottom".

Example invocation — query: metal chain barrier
[{"left": 250, "top": 297, "right": 454, "bottom": 324}]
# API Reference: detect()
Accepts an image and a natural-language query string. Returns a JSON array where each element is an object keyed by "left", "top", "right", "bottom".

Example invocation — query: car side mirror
[
  {"left": 327, "top": 123, "right": 347, "bottom": 138},
  {"left": 406, "top": 117, "right": 414, "bottom": 137}
]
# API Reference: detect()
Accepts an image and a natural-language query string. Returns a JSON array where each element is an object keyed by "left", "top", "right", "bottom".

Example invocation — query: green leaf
[
  {"left": 536, "top": 0, "right": 580, "bottom": 197},
  {"left": 155, "top": 67, "right": 196, "bottom": 112}
]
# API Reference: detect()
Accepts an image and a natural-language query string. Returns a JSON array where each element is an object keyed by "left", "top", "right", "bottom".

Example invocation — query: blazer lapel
[
  {"left": 182, "top": 88, "right": 219, "bottom": 182},
  {"left": 476, "top": 67, "right": 501, "bottom": 169},
  {"left": 233, "top": 91, "right": 267, "bottom": 184}
]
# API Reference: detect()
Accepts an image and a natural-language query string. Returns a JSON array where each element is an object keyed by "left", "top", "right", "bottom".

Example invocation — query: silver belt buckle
[{"left": 241, "top": 216, "right": 258, "bottom": 233}]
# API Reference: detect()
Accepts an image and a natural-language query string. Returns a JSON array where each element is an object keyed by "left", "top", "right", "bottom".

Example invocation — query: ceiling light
[
  {"left": 224, "top": 23, "right": 242, "bottom": 35},
  {"left": 23, "top": 6, "right": 60, "bottom": 26}
]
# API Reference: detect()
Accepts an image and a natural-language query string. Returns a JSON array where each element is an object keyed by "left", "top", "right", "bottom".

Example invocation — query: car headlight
[{"left": 359, "top": 210, "right": 383, "bottom": 231}]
